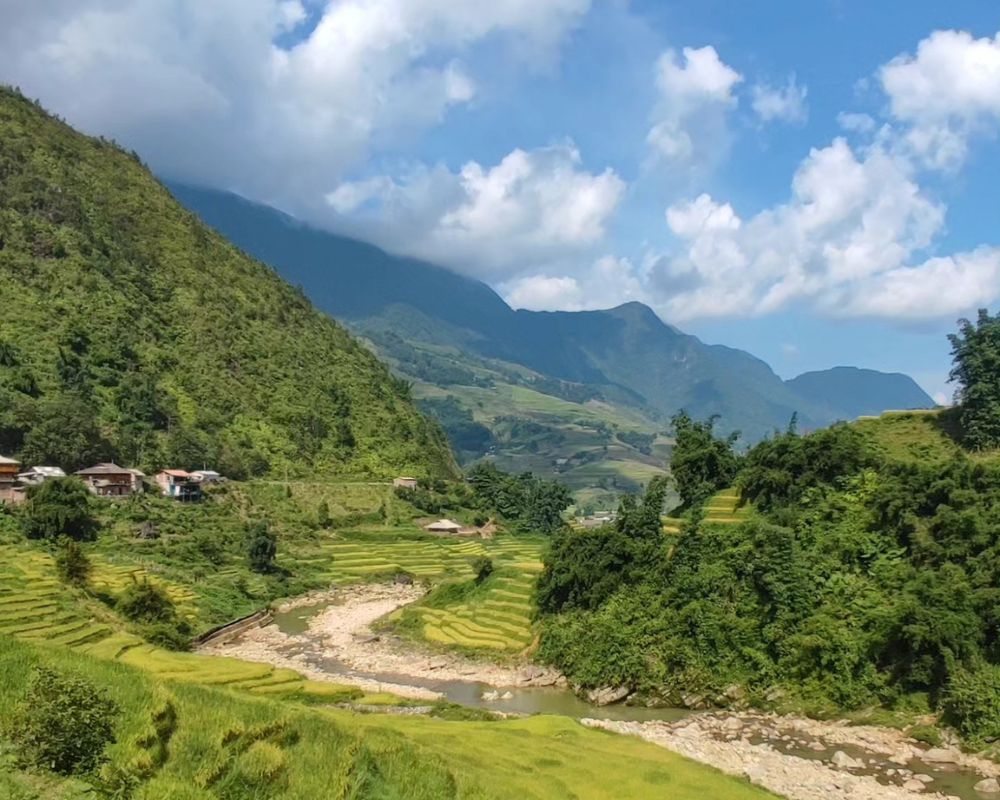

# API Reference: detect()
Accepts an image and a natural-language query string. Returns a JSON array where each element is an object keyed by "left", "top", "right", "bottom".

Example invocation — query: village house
[
  {"left": 0, "top": 455, "right": 23, "bottom": 505},
  {"left": 128, "top": 468, "right": 146, "bottom": 494},
  {"left": 423, "top": 518, "right": 463, "bottom": 534},
  {"left": 393, "top": 476, "right": 419, "bottom": 490},
  {"left": 190, "top": 469, "right": 222, "bottom": 484},
  {"left": 17, "top": 466, "right": 66, "bottom": 485},
  {"left": 75, "top": 462, "right": 138, "bottom": 497},
  {"left": 155, "top": 469, "right": 202, "bottom": 501}
]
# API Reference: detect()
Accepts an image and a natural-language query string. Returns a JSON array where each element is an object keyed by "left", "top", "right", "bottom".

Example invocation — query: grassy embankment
[{"left": 0, "top": 635, "right": 775, "bottom": 800}]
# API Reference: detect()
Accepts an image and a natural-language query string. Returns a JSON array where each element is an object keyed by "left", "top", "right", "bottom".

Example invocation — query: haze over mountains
[{"left": 169, "top": 183, "right": 934, "bottom": 499}]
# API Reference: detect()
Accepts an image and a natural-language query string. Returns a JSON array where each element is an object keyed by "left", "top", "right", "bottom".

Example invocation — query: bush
[
  {"left": 942, "top": 662, "right": 1000, "bottom": 745},
  {"left": 8, "top": 666, "right": 118, "bottom": 775},
  {"left": 316, "top": 500, "right": 331, "bottom": 529},
  {"left": 117, "top": 579, "right": 175, "bottom": 623},
  {"left": 472, "top": 556, "right": 494, "bottom": 584},
  {"left": 246, "top": 520, "right": 277, "bottom": 573},
  {"left": 54, "top": 537, "right": 91, "bottom": 586},
  {"left": 21, "top": 477, "right": 97, "bottom": 541}
]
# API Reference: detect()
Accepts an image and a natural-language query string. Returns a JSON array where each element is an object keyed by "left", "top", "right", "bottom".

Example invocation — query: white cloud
[
  {"left": 0, "top": 0, "right": 591, "bottom": 203},
  {"left": 503, "top": 255, "right": 646, "bottom": 311},
  {"left": 751, "top": 75, "right": 808, "bottom": 124},
  {"left": 325, "top": 143, "right": 625, "bottom": 281},
  {"left": 647, "top": 45, "right": 742, "bottom": 166},
  {"left": 655, "top": 137, "right": 1000, "bottom": 321},
  {"left": 880, "top": 29, "right": 1000, "bottom": 170}
]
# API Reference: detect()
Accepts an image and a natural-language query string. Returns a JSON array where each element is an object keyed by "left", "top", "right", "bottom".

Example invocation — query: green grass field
[{"left": 0, "top": 634, "right": 775, "bottom": 800}]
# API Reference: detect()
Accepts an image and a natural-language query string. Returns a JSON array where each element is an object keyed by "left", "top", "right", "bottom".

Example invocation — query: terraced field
[
  {"left": 408, "top": 566, "right": 539, "bottom": 652},
  {"left": 663, "top": 487, "right": 751, "bottom": 534},
  {"left": 0, "top": 545, "right": 383, "bottom": 705},
  {"left": 292, "top": 532, "right": 546, "bottom": 653}
]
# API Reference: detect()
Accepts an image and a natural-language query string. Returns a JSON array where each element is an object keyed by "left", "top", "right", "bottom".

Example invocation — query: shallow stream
[{"left": 271, "top": 599, "right": 998, "bottom": 799}]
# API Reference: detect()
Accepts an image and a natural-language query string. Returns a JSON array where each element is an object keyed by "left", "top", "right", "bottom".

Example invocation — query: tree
[
  {"left": 949, "top": 309, "right": 1000, "bottom": 450},
  {"left": 117, "top": 579, "right": 175, "bottom": 623},
  {"left": 55, "top": 537, "right": 91, "bottom": 586},
  {"left": 473, "top": 556, "right": 494, "bottom": 584},
  {"left": 20, "top": 393, "right": 113, "bottom": 473},
  {"left": 316, "top": 500, "right": 331, "bottom": 529},
  {"left": 22, "top": 478, "right": 98, "bottom": 542},
  {"left": 10, "top": 666, "right": 118, "bottom": 775},
  {"left": 246, "top": 520, "right": 277, "bottom": 573},
  {"left": 669, "top": 411, "right": 740, "bottom": 509}
]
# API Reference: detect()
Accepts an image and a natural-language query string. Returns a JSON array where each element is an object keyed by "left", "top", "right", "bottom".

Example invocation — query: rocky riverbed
[
  {"left": 200, "top": 582, "right": 562, "bottom": 698},
  {"left": 584, "top": 713, "right": 1000, "bottom": 800}
]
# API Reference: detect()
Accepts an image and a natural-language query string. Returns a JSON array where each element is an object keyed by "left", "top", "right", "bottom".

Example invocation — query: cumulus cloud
[
  {"left": 647, "top": 45, "right": 743, "bottom": 166},
  {"left": 0, "top": 0, "right": 590, "bottom": 203},
  {"left": 655, "top": 138, "right": 1000, "bottom": 321},
  {"left": 502, "top": 255, "right": 646, "bottom": 311},
  {"left": 751, "top": 75, "right": 808, "bottom": 124},
  {"left": 324, "top": 143, "right": 625, "bottom": 281},
  {"left": 880, "top": 29, "right": 1000, "bottom": 170}
]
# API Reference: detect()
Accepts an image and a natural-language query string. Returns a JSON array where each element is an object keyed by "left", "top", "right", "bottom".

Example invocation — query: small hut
[{"left": 424, "top": 518, "right": 463, "bottom": 534}]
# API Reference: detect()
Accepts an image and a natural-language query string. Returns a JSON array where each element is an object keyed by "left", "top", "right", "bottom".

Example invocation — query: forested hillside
[
  {"left": 0, "top": 88, "right": 455, "bottom": 480},
  {"left": 538, "top": 311, "right": 1000, "bottom": 743},
  {"left": 168, "top": 184, "right": 933, "bottom": 487}
]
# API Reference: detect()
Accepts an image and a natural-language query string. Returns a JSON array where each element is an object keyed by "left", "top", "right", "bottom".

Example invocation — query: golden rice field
[
  {"left": 287, "top": 532, "right": 546, "bottom": 653},
  {"left": 662, "top": 487, "right": 751, "bottom": 534},
  {"left": 0, "top": 545, "right": 381, "bottom": 705}
]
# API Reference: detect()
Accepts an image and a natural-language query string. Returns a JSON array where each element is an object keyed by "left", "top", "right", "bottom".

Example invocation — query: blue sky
[{"left": 2, "top": 1, "right": 999, "bottom": 400}]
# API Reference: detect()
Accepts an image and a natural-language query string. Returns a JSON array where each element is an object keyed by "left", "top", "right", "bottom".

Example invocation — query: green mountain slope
[
  {"left": 0, "top": 88, "right": 455, "bottom": 479},
  {"left": 786, "top": 366, "right": 934, "bottom": 421},
  {"left": 166, "top": 182, "right": 934, "bottom": 494}
]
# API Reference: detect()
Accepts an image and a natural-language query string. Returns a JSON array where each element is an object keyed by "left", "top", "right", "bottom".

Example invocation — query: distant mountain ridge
[{"left": 168, "top": 183, "right": 934, "bottom": 449}]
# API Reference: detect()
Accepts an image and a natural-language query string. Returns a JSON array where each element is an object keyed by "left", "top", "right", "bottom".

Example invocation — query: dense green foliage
[
  {"left": 419, "top": 396, "right": 494, "bottom": 455},
  {"left": 467, "top": 463, "right": 571, "bottom": 533},
  {"left": 54, "top": 537, "right": 91, "bottom": 586},
  {"left": 21, "top": 478, "right": 98, "bottom": 542},
  {"left": 8, "top": 666, "right": 118, "bottom": 775},
  {"left": 949, "top": 309, "right": 1000, "bottom": 450},
  {"left": 539, "top": 322, "right": 1000, "bottom": 738},
  {"left": 0, "top": 87, "right": 455, "bottom": 481},
  {"left": 669, "top": 412, "right": 740, "bottom": 509},
  {"left": 537, "top": 477, "right": 668, "bottom": 614},
  {"left": 246, "top": 520, "right": 278, "bottom": 574}
]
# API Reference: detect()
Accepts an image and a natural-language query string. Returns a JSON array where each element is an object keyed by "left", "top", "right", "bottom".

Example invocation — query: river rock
[
  {"left": 830, "top": 750, "right": 864, "bottom": 770},
  {"left": 974, "top": 778, "right": 1000, "bottom": 793},
  {"left": 913, "top": 774, "right": 933, "bottom": 783},
  {"left": 586, "top": 686, "right": 630, "bottom": 706},
  {"left": 500, "top": 691, "right": 513, "bottom": 700},
  {"left": 902, "top": 778, "right": 927, "bottom": 792},
  {"left": 481, "top": 690, "right": 499, "bottom": 701},
  {"left": 427, "top": 657, "right": 448, "bottom": 670},
  {"left": 679, "top": 691, "right": 708, "bottom": 710},
  {"left": 921, "top": 747, "right": 960, "bottom": 764}
]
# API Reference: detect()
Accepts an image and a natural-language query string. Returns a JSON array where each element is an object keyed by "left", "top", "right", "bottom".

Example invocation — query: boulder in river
[
  {"left": 830, "top": 750, "right": 864, "bottom": 770},
  {"left": 921, "top": 747, "right": 961, "bottom": 764},
  {"left": 586, "top": 686, "right": 630, "bottom": 706},
  {"left": 974, "top": 777, "right": 1000, "bottom": 793}
]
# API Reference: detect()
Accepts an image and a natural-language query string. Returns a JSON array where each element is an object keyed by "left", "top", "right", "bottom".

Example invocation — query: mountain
[
  {"left": 167, "top": 182, "right": 933, "bottom": 496},
  {"left": 786, "top": 367, "right": 935, "bottom": 421},
  {"left": 0, "top": 88, "right": 455, "bottom": 480}
]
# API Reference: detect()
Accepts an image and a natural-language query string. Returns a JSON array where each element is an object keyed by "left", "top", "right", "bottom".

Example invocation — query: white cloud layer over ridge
[{"left": 326, "top": 143, "right": 625, "bottom": 281}]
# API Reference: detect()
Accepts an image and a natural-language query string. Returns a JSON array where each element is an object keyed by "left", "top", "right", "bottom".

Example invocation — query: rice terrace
[{"left": 4, "top": 5, "right": 1000, "bottom": 800}]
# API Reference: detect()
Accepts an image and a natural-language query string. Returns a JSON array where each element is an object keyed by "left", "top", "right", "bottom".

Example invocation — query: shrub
[
  {"left": 54, "top": 537, "right": 91, "bottom": 586},
  {"left": 942, "top": 662, "right": 1000, "bottom": 745},
  {"left": 246, "top": 520, "right": 277, "bottom": 573},
  {"left": 21, "top": 477, "right": 97, "bottom": 541},
  {"left": 316, "top": 500, "right": 331, "bottom": 529},
  {"left": 9, "top": 666, "right": 118, "bottom": 775},
  {"left": 117, "top": 579, "right": 175, "bottom": 623},
  {"left": 472, "top": 556, "right": 493, "bottom": 584}
]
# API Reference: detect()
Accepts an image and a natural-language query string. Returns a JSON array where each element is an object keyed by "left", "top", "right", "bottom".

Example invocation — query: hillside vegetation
[
  {"left": 538, "top": 313, "right": 1000, "bottom": 743},
  {"left": 0, "top": 87, "right": 454, "bottom": 480},
  {"left": 169, "top": 183, "right": 933, "bottom": 500}
]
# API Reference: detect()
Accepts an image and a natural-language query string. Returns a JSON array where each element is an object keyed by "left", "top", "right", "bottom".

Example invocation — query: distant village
[{"left": 0, "top": 455, "right": 224, "bottom": 506}]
